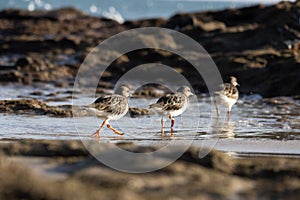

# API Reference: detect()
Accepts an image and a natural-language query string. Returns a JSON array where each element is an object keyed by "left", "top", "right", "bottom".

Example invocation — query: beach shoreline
[{"left": 1, "top": 139, "right": 299, "bottom": 199}]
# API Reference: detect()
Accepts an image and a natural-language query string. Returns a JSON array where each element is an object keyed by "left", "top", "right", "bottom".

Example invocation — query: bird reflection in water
[{"left": 212, "top": 117, "right": 236, "bottom": 138}]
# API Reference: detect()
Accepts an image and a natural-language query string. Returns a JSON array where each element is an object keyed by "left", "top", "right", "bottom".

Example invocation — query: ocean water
[
  {"left": 0, "top": 0, "right": 294, "bottom": 23},
  {"left": 1, "top": 84, "right": 299, "bottom": 156}
]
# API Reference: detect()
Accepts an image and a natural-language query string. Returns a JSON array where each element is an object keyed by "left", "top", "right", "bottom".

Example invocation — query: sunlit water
[
  {"left": 0, "top": 0, "right": 294, "bottom": 23},
  {"left": 0, "top": 84, "right": 299, "bottom": 156}
]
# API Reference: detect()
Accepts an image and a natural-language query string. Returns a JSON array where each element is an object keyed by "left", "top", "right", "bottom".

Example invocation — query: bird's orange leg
[
  {"left": 170, "top": 128, "right": 175, "bottom": 139},
  {"left": 107, "top": 124, "right": 124, "bottom": 135},
  {"left": 227, "top": 110, "right": 230, "bottom": 121},
  {"left": 92, "top": 120, "right": 106, "bottom": 138},
  {"left": 169, "top": 115, "right": 175, "bottom": 128}
]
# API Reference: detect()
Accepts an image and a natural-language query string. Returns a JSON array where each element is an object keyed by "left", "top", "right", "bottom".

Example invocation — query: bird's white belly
[
  {"left": 217, "top": 94, "right": 237, "bottom": 108},
  {"left": 168, "top": 104, "right": 187, "bottom": 117}
]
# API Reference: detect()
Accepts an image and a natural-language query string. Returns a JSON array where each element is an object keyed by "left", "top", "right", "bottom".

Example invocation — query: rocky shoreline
[
  {"left": 0, "top": 99, "right": 156, "bottom": 117},
  {"left": 1, "top": 95, "right": 299, "bottom": 118},
  {"left": 0, "top": 1, "right": 299, "bottom": 97},
  {"left": 1, "top": 2, "right": 300, "bottom": 199},
  {"left": 0, "top": 140, "right": 299, "bottom": 200}
]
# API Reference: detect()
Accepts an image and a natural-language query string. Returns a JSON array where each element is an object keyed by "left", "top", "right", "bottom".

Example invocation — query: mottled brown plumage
[
  {"left": 92, "top": 95, "right": 128, "bottom": 119},
  {"left": 152, "top": 93, "right": 188, "bottom": 113},
  {"left": 219, "top": 82, "right": 239, "bottom": 101},
  {"left": 150, "top": 86, "right": 194, "bottom": 135},
  {"left": 91, "top": 86, "right": 130, "bottom": 138},
  {"left": 214, "top": 76, "right": 239, "bottom": 120}
]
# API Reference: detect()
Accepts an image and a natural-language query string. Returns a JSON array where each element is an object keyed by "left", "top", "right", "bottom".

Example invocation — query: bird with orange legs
[
  {"left": 91, "top": 86, "right": 131, "bottom": 138},
  {"left": 150, "top": 86, "right": 194, "bottom": 136},
  {"left": 214, "top": 76, "right": 239, "bottom": 121}
]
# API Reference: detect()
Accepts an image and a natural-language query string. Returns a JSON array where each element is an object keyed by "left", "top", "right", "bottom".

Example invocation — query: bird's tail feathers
[
  {"left": 149, "top": 103, "right": 163, "bottom": 109},
  {"left": 73, "top": 106, "right": 107, "bottom": 117}
]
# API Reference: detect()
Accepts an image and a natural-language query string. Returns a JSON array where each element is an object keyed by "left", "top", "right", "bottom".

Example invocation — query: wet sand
[{"left": 0, "top": 140, "right": 299, "bottom": 200}]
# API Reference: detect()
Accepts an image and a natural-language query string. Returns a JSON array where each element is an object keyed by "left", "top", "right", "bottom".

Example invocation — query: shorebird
[
  {"left": 91, "top": 86, "right": 130, "bottom": 138},
  {"left": 214, "top": 76, "right": 239, "bottom": 120},
  {"left": 149, "top": 86, "right": 194, "bottom": 135}
]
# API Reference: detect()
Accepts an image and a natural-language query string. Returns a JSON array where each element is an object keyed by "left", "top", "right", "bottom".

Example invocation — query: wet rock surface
[
  {"left": 0, "top": 1, "right": 299, "bottom": 97},
  {"left": 0, "top": 99, "right": 155, "bottom": 118},
  {"left": 0, "top": 99, "right": 72, "bottom": 117},
  {"left": 0, "top": 140, "right": 299, "bottom": 200},
  {"left": 1, "top": 94, "right": 300, "bottom": 118},
  {"left": 128, "top": 107, "right": 155, "bottom": 118}
]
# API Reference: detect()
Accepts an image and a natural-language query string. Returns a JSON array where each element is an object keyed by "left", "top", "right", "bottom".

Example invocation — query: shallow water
[
  {"left": 1, "top": 0, "right": 284, "bottom": 21},
  {"left": 0, "top": 85, "right": 300, "bottom": 156}
]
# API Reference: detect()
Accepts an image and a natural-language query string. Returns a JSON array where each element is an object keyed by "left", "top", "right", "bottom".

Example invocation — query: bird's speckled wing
[
  {"left": 215, "top": 83, "right": 239, "bottom": 100},
  {"left": 91, "top": 94, "right": 128, "bottom": 115},
  {"left": 150, "top": 93, "right": 187, "bottom": 111}
]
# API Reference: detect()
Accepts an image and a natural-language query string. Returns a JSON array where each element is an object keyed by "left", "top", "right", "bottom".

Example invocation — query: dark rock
[
  {"left": 0, "top": 1, "right": 300, "bottom": 97},
  {"left": 164, "top": 13, "right": 226, "bottom": 32},
  {"left": 0, "top": 71, "right": 23, "bottom": 82},
  {"left": 133, "top": 84, "right": 169, "bottom": 98},
  {"left": 0, "top": 99, "right": 157, "bottom": 118},
  {"left": 29, "top": 91, "right": 43, "bottom": 96},
  {"left": 129, "top": 107, "right": 155, "bottom": 118},
  {"left": 15, "top": 57, "right": 33, "bottom": 67},
  {"left": 0, "top": 99, "right": 72, "bottom": 117}
]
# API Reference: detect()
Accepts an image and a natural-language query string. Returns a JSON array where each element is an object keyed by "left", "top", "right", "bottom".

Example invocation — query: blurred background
[{"left": 0, "top": 0, "right": 294, "bottom": 23}]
